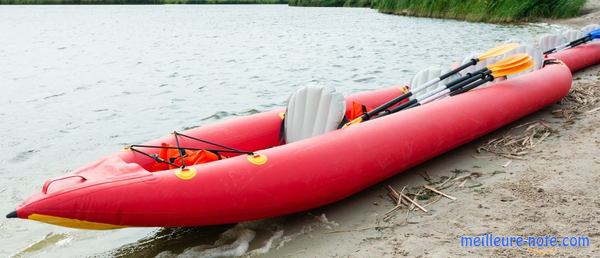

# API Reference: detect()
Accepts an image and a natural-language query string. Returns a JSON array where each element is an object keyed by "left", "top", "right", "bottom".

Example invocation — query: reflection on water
[{"left": 0, "top": 4, "right": 559, "bottom": 257}]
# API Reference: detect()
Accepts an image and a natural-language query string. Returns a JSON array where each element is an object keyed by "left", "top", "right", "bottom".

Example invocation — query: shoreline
[{"left": 0, "top": 0, "right": 589, "bottom": 26}]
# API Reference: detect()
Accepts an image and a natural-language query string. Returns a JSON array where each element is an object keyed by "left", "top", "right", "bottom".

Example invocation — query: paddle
[
  {"left": 377, "top": 54, "right": 534, "bottom": 116},
  {"left": 342, "top": 43, "right": 520, "bottom": 128},
  {"left": 543, "top": 28, "right": 600, "bottom": 55}
]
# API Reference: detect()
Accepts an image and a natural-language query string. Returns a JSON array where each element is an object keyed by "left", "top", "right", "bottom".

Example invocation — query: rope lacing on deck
[{"left": 128, "top": 131, "right": 254, "bottom": 169}]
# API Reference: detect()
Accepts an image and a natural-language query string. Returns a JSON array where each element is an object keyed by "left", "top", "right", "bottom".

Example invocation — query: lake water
[{"left": 0, "top": 5, "right": 558, "bottom": 257}]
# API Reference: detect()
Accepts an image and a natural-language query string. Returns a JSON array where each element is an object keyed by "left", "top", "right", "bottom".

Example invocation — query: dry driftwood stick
[
  {"left": 451, "top": 172, "right": 481, "bottom": 182},
  {"left": 386, "top": 185, "right": 401, "bottom": 204},
  {"left": 586, "top": 106, "right": 600, "bottom": 114},
  {"left": 397, "top": 185, "right": 407, "bottom": 205},
  {"left": 424, "top": 185, "right": 457, "bottom": 200},
  {"left": 400, "top": 191, "right": 428, "bottom": 213},
  {"left": 438, "top": 176, "right": 453, "bottom": 188},
  {"left": 399, "top": 186, "right": 407, "bottom": 205},
  {"left": 384, "top": 185, "right": 407, "bottom": 216},
  {"left": 404, "top": 190, "right": 425, "bottom": 221},
  {"left": 384, "top": 205, "right": 402, "bottom": 217}
]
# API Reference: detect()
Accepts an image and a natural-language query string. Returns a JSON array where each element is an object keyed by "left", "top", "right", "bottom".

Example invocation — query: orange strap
[{"left": 152, "top": 143, "right": 221, "bottom": 171}]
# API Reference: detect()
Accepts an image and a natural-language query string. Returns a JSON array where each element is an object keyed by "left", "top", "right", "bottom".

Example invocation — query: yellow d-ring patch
[
  {"left": 279, "top": 112, "right": 285, "bottom": 120},
  {"left": 247, "top": 154, "right": 268, "bottom": 165},
  {"left": 175, "top": 167, "right": 197, "bottom": 180}
]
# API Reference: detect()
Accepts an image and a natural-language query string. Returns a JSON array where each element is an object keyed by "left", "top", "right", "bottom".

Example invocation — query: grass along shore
[
  {"left": 289, "top": 0, "right": 587, "bottom": 23},
  {"left": 377, "top": 0, "right": 586, "bottom": 23},
  {"left": 0, "top": 0, "right": 586, "bottom": 24}
]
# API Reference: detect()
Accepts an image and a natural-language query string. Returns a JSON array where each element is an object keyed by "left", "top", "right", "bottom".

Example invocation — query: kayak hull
[
  {"left": 550, "top": 41, "right": 600, "bottom": 72},
  {"left": 13, "top": 61, "right": 573, "bottom": 229}
]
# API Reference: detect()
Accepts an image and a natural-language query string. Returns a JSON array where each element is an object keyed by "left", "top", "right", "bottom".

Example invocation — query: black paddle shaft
[
  {"left": 447, "top": 72, "right": 487, "bottom": 93},
  {"left": 378, "top": 72, "right": 491, "bottom": 118},
  {"left": 543, "top": 35, "right": 592, "bottom": 55},
  {"left": 439, "top": 58, "right": 478, "bottom": 80},
  {"left": 405, "top": 73, "right": 488, "bottom": 110},
  {"left": 361, "top": 91, "right": 413, "bottom": 120},
  {"left": 381, "top": 98, "right": 417, "bottom": 117},
  {"left": 450, "top": 75, "right": 495, "bottom": 96},
  {"left": 565, "top": 35, "right": 592, "bottom": 49},
  {"left": 445, "top": 67, "right": 488, "bottom": 88},
  {"left": 403, "top": 74, "right": 489, "bottom": 110},
  {"left": 361, "top": 59, "right": 482, "bottom": 121}
]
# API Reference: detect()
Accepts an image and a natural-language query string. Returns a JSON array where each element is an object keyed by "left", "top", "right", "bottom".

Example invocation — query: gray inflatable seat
[
  {"left": 284, "top": 85, "right": 346, "bottom": 143},
  {"left": 410, "top": 66, "right": 460, "bottom": 99},
  {"left": 563, "top": 29, "right": 584, "bottom": 42},
  {"left": 536, "top": 34, "right": 568, "bottom": 54}
]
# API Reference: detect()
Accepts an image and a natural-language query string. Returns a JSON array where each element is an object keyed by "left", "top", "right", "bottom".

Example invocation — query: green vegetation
[
  {"left": 0, "top": 0, "right": 286, "bottom": 4},
  {"left": 289, "top": 0, "right": 587, "bottom": 23},
  {"left": 376, "top": 0, "right": 587, "bottom": 22},
  {"left": 0, "top": 0, "right": 585, "bottom": 23}
]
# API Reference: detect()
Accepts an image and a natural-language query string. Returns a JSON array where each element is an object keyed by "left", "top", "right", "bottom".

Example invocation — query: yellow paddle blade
[
  {"left": 342, "top": 117, "right": 363, "bottom": 128},
  {"left": 490, "top": 58, "right": 534, "bottom": 77},
  {"left": 487, "top": 53, "right": 530, "bottom": 71},
  {"left": 477, "top": 43, "right": 520, "bottom": 61}
]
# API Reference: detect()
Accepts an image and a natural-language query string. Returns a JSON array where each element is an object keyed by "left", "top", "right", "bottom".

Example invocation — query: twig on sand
[
  {"left": 384, "top": 185, "right": 407, "bottom": 218},
  {"left": 386, "top": 185, "right": 406, "bottom": 205},
  {"left": 423, "top": 185, "right": 457, "bottom": 200},
  {"left": 553, "top": 84, "right": 600, "bottom": 122},
  {"left": 586, "top": 106, "right": 600, "bottom": 114},
  {"left": 502, "top": 160, "right": 512, "bottom": 168},
  {"left": 478, "top": 120, "right": 554, "bottom": 159},
  {"left": 437, "top": 176, "right": 454, "bottom": 189},
  {"left": 451, "top": 172, "right": 482, "bottom": 183},
  {"left": 402, "top": 190, "right": 428, "bottom": 213},
  {"left": 404, "top": 189, "right": 425, "bottom": 221},
  {"left": 325, "top": 223, "right": 403, "bottom": 234}
]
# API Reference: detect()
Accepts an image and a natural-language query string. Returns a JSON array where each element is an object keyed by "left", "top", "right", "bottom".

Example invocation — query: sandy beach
[{"left": 256, "top": 3, "right": 600, "bottom": 258}]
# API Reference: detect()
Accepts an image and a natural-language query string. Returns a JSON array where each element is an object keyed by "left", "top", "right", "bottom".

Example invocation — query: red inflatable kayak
[
  {"left": 8, "top": 44, "right": 598, "bottom": 229},
  {"left": 550, "top": 41, "right": 600, "bottom": 72}
]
